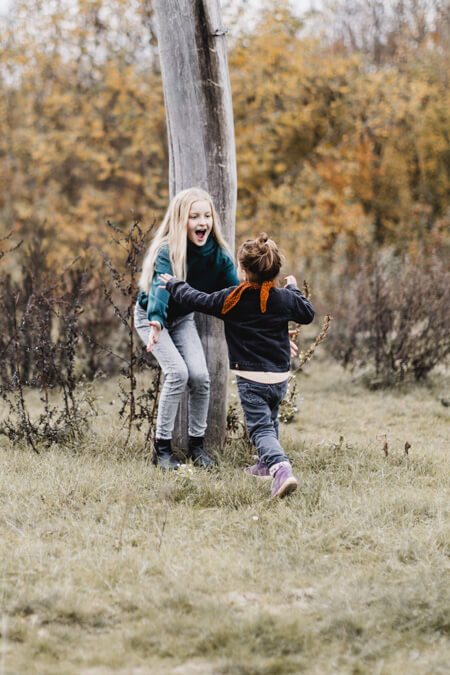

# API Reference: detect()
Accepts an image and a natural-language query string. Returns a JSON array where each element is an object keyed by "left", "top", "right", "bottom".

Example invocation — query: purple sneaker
[
  {"left": 270, "top": 462, "right": 298, "bottom": 499},
  {"left": 245, "top": 461, "right": 271, "bottom": 480}
]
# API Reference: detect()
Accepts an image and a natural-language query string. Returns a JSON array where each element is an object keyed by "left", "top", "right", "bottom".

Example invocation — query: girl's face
[{"left": 186, "top": 200, "right": 213, "bottom": 246}]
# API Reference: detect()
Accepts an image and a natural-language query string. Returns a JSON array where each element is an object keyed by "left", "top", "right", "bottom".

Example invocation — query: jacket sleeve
[
  {"left": 217, "top": 251, "right": 239, "bottom": 288},
  {"left": 166, "top": 279, "right": 230, "bottom": 319},
  {"left": 285, "top": 284, "right": 315, "bottom": 324},
  {"left": 146, "top": 247, "right": 173, "bottom": 326}
]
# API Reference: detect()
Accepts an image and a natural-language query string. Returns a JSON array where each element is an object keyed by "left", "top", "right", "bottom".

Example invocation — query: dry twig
[{"left": 292, "top": 314, "right": 332, "bottom": 374}]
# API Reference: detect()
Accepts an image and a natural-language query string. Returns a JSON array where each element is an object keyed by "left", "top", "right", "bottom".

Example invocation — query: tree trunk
[{"left": 153, "top": 0, "right": 236, "bottom": 451}]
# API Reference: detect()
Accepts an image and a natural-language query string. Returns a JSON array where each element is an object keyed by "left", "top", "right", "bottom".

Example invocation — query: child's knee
[
  {"left": 166, "top": 364, "right": 189, "bottom": 391},
  {"left": 189, "top": 369, "right": 210, "bottom": 392},
  {"left": 249, "top": 424, "right": 277, "bottom": 446}
]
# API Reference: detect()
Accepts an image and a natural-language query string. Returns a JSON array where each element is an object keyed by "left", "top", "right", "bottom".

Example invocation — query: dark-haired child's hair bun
[{"left": 237, "top": 233, "right": 282, "bottom": 282}]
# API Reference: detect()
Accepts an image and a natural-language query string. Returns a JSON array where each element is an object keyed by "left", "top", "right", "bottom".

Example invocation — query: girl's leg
[
  {"left": 236, "top": 378, "right": 289, "bottom": 470},
  {"left": 238, "top": 378, "right": 297, "bottom": 498},
  {"left": 270, "top": 382, "right": 287, "bottom": 439},
  {"left": 169, "top": 314, "right": 210, "bottom": 438},
  {"left": 134, "top": 304, "right": 188, "bottom": 440}
]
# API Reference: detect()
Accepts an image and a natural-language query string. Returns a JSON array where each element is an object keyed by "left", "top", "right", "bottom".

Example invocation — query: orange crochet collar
[{"left": 221, "top": 280, "right": 276, "bottom": 315}]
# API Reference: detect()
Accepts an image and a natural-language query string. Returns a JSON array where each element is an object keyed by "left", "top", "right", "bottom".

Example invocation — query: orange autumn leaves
[
  {"left": 231, "top": 6, "right": 449, "bottom": 266},
  {"left": 0, "top": 0, "right": 448, "bottom": 269}
]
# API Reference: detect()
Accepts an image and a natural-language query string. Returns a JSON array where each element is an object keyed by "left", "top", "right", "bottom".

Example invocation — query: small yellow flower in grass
[{"left": 177, "top": 464, "right": 195, "bottom": 479}]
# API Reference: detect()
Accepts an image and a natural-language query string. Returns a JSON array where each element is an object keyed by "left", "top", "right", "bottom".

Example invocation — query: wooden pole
[{"left": 153, "top": 0, "right": 236, "bottom": 451}]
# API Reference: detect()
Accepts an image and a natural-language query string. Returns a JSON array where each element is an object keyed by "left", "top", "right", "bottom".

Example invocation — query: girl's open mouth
[{"left": 195, "top": 228, "right": 207, "bottom": 241}]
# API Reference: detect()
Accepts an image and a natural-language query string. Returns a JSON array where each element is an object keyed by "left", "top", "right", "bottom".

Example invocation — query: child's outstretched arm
[
  {"left": 283, "top": 275, "right": 315, "bottom": 324},
  {"left": 159, "top": 274, "right": 228, "bottom": 318}
]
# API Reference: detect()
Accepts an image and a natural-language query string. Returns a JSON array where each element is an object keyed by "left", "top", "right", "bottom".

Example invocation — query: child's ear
[{"left": 237, "top": 264, "right": 246, "bottom": 282}]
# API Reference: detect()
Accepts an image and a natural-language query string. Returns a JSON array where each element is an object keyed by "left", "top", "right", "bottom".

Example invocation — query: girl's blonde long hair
[{"left": 139, "top": 187, "right": 231, "bottom": 293}]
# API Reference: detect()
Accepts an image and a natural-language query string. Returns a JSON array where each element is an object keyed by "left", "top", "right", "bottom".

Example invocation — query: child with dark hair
[{"left": 159, "top": 233, "right": 314, "bottom": 498}]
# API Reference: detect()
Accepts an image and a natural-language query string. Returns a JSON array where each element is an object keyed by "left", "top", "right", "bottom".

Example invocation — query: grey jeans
[{"left": 134, "top": 303, "right": 210, "bottom": 440}]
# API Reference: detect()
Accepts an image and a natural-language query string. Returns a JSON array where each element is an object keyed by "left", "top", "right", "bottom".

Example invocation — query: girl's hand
[
  {"left": 284, "top": 275, "right": 297, "bottom": 287},
  {"left": 289, "top": 340, "right": 298, "bottom": 359},
  {"left": 158, "top": 273, "right": 174, "bottom": 288},
  {"left": 147, "top": 320, "right": 162, "bottom": 352},
  {"left": 289, "top": 328, "right": 300, "bottom": 359}
]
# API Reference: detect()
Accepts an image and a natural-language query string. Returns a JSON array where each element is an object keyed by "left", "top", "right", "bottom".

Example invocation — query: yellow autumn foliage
[{"left": 0, "top": 0, "right": 448, "bottom": 272}]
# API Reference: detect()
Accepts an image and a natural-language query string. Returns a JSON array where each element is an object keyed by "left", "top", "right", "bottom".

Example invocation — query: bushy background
[{"left": 1, "top": 0, "right": 448, "bottom": 268}]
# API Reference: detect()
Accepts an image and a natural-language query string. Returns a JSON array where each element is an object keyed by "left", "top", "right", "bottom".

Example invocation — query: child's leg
[
  {"left": 236, "top": 378, "right": 289, "bottom": 470},
  {"left": 245, "top": 387, "right": 284, "bottom": 477},
  {"left": 134, "top": 303, "right": 189, "bottom": 439},
  {"left": 238, "top": 378, "right": 297, "bottom": 498},
  {"left": 271, "top": 398, "right": 281, "bottom": 440},
  {"left": 169, "top": 314, "right": 210, "bottom": 438}
]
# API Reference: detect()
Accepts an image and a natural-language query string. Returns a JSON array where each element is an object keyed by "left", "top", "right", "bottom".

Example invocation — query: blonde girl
[{"left": 134, "top": 187, "right": 238, "bottom": 469}]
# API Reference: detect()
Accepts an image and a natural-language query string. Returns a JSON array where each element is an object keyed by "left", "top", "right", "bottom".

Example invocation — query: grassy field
[{"left": 0, "top": 360, "right": 449, "bottom": 674}]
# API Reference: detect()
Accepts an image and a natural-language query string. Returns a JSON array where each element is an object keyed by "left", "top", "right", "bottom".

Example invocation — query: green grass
[{"left": 0, "top": 361, "right": 449, "bottom": 674}]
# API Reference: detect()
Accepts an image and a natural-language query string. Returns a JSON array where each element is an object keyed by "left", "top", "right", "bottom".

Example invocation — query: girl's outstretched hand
[
  {"left": 147, "top": 320, "right": 162, "bottom": 352},
  {"left": 289, "top": 340, "right": 298, "bottom": 359},
  {"left": 284, "top": 275, "right": 297, "bottom": 287},
  {"left": 158, "top": 273, "right": 175, "bottom": 288},
  {"left": 289, "top": 328, "right": 299, "bottom": 359}
]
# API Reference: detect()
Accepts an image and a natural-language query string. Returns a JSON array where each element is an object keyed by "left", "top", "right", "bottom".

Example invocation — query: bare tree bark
[{"left": 153, "top": 0, "right": 237, "bottom": 451}]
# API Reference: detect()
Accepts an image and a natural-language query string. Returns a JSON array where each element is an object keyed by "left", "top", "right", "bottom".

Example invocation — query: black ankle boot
[
  {"left": 188, "top": 436, "right": 215, "bottom": 468},
  {"left": 153, "top": 438, "right": 179, "bottom": 470}
]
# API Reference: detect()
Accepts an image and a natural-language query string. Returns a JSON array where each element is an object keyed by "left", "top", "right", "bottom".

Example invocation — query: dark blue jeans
[{"left": 236, "top": 376, "right": 289, "bottom": 469}]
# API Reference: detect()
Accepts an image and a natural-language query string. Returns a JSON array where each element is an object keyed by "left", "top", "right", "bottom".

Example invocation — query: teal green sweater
[{"left": 137, "top": 234, "right": 238, "bottom": 327}]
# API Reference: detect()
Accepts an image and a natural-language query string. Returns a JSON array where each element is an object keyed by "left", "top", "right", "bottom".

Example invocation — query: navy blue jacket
[{"left": 165, "top": 279, "right": 315, "bottom": 372}]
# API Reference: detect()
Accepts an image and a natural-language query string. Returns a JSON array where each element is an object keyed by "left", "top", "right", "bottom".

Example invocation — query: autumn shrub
[
  {"left": 327, "top": 251, "right": 450, "bottom": 386},
  {"left": 0, "top": 220, "right": 159, "bottom": 450},
  {"left": 0, "top": 271, "right": 95, "bottom": 450},
  {"left": 1, "top": 227, "right": 111, "bottom": 383},
  {"left": 99, "top": 218, "right": 160, "bottom": 448}
]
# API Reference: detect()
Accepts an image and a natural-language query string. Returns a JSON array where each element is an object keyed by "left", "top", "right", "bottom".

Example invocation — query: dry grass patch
[{"left": 0, "top": 361, "right": 449, "bottom": 673}]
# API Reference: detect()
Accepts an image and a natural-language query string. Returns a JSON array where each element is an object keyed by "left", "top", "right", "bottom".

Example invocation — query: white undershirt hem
[{"left": 231, "top": 370, "right": 290, "bottom": 384}]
